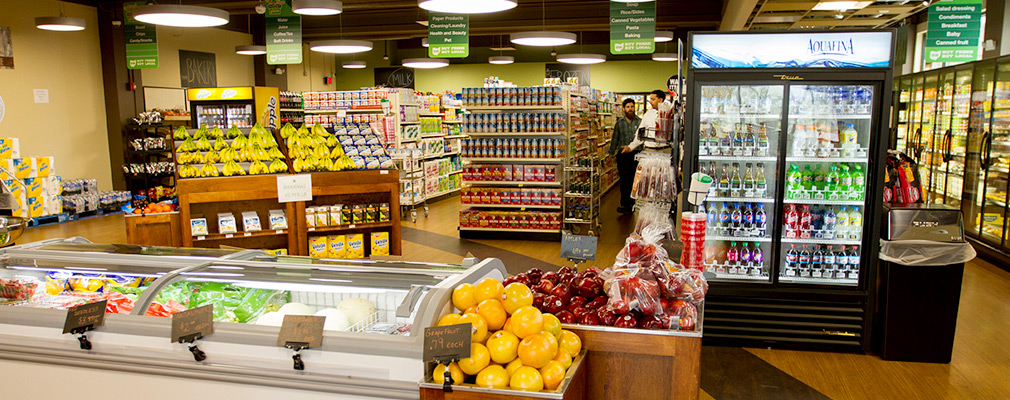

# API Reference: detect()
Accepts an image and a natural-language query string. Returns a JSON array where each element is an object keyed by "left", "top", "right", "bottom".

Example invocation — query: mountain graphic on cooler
[
  {"left": 614, "top": 42, "right": 625, "bottom": 52},
  {"left": 196, "top": 89, "right": 212, "bottom": 100}
]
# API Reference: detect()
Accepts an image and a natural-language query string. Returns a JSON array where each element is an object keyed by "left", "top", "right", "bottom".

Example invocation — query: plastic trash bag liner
[{"left": 879, "top": 239, "right": 976, "bottom": 266}]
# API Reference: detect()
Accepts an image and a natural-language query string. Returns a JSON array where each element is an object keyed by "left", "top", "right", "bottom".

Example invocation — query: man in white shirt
[{"left": 627, "top": 90, "right": 669, "bottom": 151}]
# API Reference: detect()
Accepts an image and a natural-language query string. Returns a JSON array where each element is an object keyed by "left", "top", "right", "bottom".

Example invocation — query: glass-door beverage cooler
[{"left": 685, "top": 30, "right": 894, "bottom": 351}]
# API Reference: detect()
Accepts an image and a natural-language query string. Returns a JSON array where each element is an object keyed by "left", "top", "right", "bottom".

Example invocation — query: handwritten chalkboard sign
[
  {"left": 171, "top": 305, "right": 214, "bottom": 343},
  {"left": 545, "top": 63, "right": 591, "bottom": 86},
  {"left": 63, "top": 300, "right": 107, "bottom": 334},
  {"left": 374, "top": 67, "right": 415, "bottom": 89},
  {"left": 179, "top": 50, "right": 217, "bottom": 88},
  {"left": 562, "top": 234, "right": 598, "bottom": 261},
  {"left": 277, "top": 315, "right": 325, "bottom": 348},
  {"left": 423, "top": 323, "right": 471, "bottom": 362}
]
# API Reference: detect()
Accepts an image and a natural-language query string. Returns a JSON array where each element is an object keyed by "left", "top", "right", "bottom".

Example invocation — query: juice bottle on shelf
[
  {"left": 840, "top": 123, "right": 858, "bottom": 157},
  {"left": 836, "top": 206, "right": 850, "bottom": 240},
  {"left": 719, "top": 128, "right": 733, "bottom": 155},
  {"left": 699, "top": 126, "right": 711, "bottom": 156},
  {"left": 754, "top": 203, "right": 768, "bottom": 237},
  {"left": 731, "top": 202, "right": 743, "bottom": 235},
  {"left": 817, "top": 125, "right": 833, "bottom": 158},
  {"left": 787, "top": 164, "right": 801, "bottom": 199},
  {"left": 785, "top": 204, "right": 799, "bottom": 238},
  {"left": 708, "top": 162, "right": 720, "bottom": 197},
  {"left": 757, "top": 123, "right": 770, "bottom": 157},
  {"left": 848, "top": 206, "right": 863, "bottom": 241},
  {"left": 719, "top": 165, "right": 731, "bottom": 197},
  {"left": 799, "top": 205, "right": 813, "bottom": 239},
  {"left": 743, "top": 164, "right": 756, "bottom": 197},
  {"left": 756, "top": 163, "right": 768, "bottom": 197},
  {"left": 732, "top": 128, "right": 744, "bottom": 154}
]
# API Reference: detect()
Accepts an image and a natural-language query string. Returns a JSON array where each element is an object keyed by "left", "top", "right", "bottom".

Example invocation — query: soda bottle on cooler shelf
[
  {"left": 740, "top": 242, "right": 752, "bottom": 270},
  {"left": 786, "top": 164, "right": 801, "bottom": 199},
  {"left": 730, "top": 163, "right": 743, "bottom": 197},
  {"left": 731, "top": 202, "right": 743, "bottom": 235},
  {"left": 848, "top": 206, "right": 863, "bottom": 241},
  {"left": 742, "top": 202, "right": 755, "bottom": 232},
  {"left": 751, "top": 244, "right": 765, "bottom": 275},
  {"left": 756, "top": 163, "right": 768, "bottom": 198},
  {"left": 727, "top": 241, "right": 740, "bottom": 268},
  {"left": 811, "top": 246, "right": 824, "bottom": 277},
  {"left": 799, "top": 205, "right": 813, "bottom": 239},
  {"left": 836, "top": 206, "right": 850, "bottom": 240},
  {"left": 757, "top": 123, "right": 770, "bottom": 157},
  {"left": 754, "top": 203, "right": 768, "bottom": 237},
  {"left": 823, "top": 206, "right": 837, "bottom": 239},
  {"left": 785, "top": 244, "right": 799, "bottom": 271},
  {"left": 827, "top": 164, "right": 840, "bottom": 192},
  {"left": 785, "top": 204, "right": 800, "bottom": 238},
  {"left": 798, "top": 245, "right": 812, "bottom": 276},
  {"left": 840, "top": 124, "right": 858, "bottom": 158},
  {"left": 813, "top": 164, "right": 826, "bottom": 192},
  {"left": 852, "top": 164, "right": 866, "bottom": 200},
  {"left": 801, "top": 165, "right": 813, "bottom": 192},
  {"left": 707, "top": 202, "right": 718, "bottom": 234},
  {"left": 743, "top": 163, "right": 756, "bottom": 197},
  {"left": 719, "top": 202, "right": 732, "bottom": 236},
  {"left": 840, "top": 164, "right": 854, "bottom": 200},
  {"left": 823, "top": 245, "right": 837, "bottom": 277},
  {"left": 848, "top": 246, "right": 861, "bottom": 278}
]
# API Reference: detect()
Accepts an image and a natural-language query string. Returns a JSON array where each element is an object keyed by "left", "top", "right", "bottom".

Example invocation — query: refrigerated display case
[
  {"left": 0, "top": 238, "right": 504, "bottom": 399},
  {"left": 685, "top": 30, "right": 893, "bottom": 351},
  {"left": 187, "top": 87, "right": 280, "bottom": 130}
]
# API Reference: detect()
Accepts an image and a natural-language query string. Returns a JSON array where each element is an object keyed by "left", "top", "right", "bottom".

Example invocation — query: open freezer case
[{"left": 0, "top": 238, "right": 506, "bottom": 399}]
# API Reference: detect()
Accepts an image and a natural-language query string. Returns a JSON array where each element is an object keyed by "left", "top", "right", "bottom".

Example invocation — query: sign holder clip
[
  {"left": 179, "top": 333, "right": 206, "bottom": 362},
  {"left": 285, "top": 341, "right": 309, "bottom": 371},
  {"left": 433, "top": 356, "right": 459, "bottom": 392},
  {"left": 70, "top": 326, "right": 93, "bottom": 350}
]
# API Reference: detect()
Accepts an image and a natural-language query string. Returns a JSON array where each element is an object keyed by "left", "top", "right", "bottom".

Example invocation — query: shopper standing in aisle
[{"left": 611, "top": 98, "right": 642, "bottom": 215}]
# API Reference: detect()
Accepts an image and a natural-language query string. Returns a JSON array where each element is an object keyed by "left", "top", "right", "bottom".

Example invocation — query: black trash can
[{"left": 873, "top": 203, "right": 976, "bottom": 363}]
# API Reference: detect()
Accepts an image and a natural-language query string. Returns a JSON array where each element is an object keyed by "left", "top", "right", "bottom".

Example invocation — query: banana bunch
[
  {"left": 209, "top": 127, "right": 225, "bottom": 139},
  {"left": 196, "top": 137, "right": 212, "bottom": 151},
  {"left": 329, "top": 144, "right": 345, "bottom": 158},
  {"left": 213, "top": 138, "right": 228, "bottom": 151},
  {"left": 222, "top": 161, "right": 246, "bottom": 176},
  {"left": 312, "top": 145, "right": 330, "bottom": 160},
  {"left": 336, "top": 156, "right": 355, "bottom": 171},
  {"left": 269, "top": 159, "right": 288, "bottom": 173},
  {"left": 280, "top": 123, "right": 296, "bottom": 139},
  {"left": 178, "top": 137, "right": 198, "bottom": 152},
  {"left": 173, "top": 126, "right": 190, "bottom": 140},
  {"left": 251, "top": 144, "right": 271, "bottom": 161},
  {"left": 325, "top": 135, "right": 337, "bottom": 148},
  {"left": 179, "top": 165, "right": 199, "bottom": 178},
  {"left": 203, "top": 151, "right": 220, "bottom": 164},
  {"left": 175, "top": 152, "right": 194, "bottom": 165},
  {"left": 248, "top": 160, "right": 268, "bottom": 175},
  {"left": 199, "top": 163, "right": 220, "bottom": 177},
  {"left": 292, "top": 157, "right": 307, "bottom": 173},
  {"left": 269, "top": 147, "right": 285, "bottom": 159},
  {"left": 231, "top": 135, "right": 249, "bottom": 149},
  {"left": 218, "top": 148, "right": 237, "bottom": 163},
  {"left": 193, "top": 126, "right": 209, "bottom": 140},
  {"left": 310, "top": 124, "right": 329, "bottom": 137},
  {"left": 226, "top": 126, "right": 244, "bottom": 139}
]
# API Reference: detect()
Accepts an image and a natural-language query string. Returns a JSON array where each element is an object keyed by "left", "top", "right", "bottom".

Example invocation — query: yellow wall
[
  {"left": 0, "top": 0, "right": 113, "bottom": 189},
  {"left": 143, "top": 27, "right": 255, "bottom": 88},
  {"left": 287, "top": 45, "right": 338, "bottom": 92},
  {"left": 415, "top": 63, "right": 548, "bottom": 93},
  {"left": 590, "top": 60, "right": 680, "bottom": 92}
]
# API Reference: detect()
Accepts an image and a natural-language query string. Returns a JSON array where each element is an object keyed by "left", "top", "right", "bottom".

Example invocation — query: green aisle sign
[
  {"left": 610, "top": 1, "right": 655, "bottom": 55},
  {"left": 925, "top": 0, "right": 982, "bottom": 63},
  {"left": 124, "top": 2, "right": 158, "bottom": 69},
  {"left": 266, "top": 0, "right": 302, "bottom": 65},
  {"left": 428, "top": 13, "right": 468, "bottom": 58}
]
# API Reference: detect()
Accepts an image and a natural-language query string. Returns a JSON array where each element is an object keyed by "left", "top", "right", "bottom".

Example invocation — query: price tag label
[
  {"left": 225, "top": 234, "right": 234, "bottom": 238},
  {"left": 562, "top": 234, "right": 598, "bottom": 261},
  {"left": 196, "top": 236, "right": 206, "bottom": 241},
  {"left": 423, "top": 323, "right": 472, "bottom": 362},
  {"left": 63, "top": 300, "right": 107, "bottom": 334},
  {"left": 276, "top": 230, "right": 284, "bottom": 234},
  {"left": 380, "top": 170, "right": 389, "bottom": 175},
  {"left": 277, "top": 174, "right": 313, "bottom": 203},
  {"left": 244, "top": 232, "right": 252, "bottom": 237},
  {"left": 171, "top": 305, "right": 214, "bottom": 343},
  {"left": 277, "top": 315, "right": 325, "bottom": 349},
  {"left": 308, "top": 227, "right": 316, "bottom": 232},
  {"left": 349, "top": 224, "right": 357, "bottom": 229}
]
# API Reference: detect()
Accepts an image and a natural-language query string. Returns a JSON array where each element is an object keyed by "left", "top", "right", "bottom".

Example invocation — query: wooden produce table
[
  {"left": 124, "top": 211, "right": 183, "bottom": 247},
  {"left": 170, "top": 170, "right": 400, "bottom": 256},
  {"left": 565, "top": 325, "right": 702, "bottom": 400},
  {"left": 419, "top": 351, "right": 587, "bottom": 400}
]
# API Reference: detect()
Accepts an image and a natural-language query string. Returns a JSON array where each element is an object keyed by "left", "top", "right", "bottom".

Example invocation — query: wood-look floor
[{"left": 16, "top": 195, "right": 1010, "bottom": 399}]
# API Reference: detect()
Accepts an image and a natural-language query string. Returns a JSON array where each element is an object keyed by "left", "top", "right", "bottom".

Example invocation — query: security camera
[
  {"left": 255, "top": 3, "right": 266, "bottom": 14},
  {"left": 274, "top": 67, "right": 285, "bottom": 75}
]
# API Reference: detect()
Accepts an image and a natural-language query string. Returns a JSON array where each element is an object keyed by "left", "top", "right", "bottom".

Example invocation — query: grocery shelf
[
  {"left": 706, "top": 235, "right": 773, "bottom": 243},
  {"left": 279, "top": 108, "right": 304, "bottom": 112},
  {"left": 564, "top": 192, "right": 593, "bottom": 198},
  {"left": 465, "top": 105, "right": 565, "bottom": 111},
  {"left": 420, "top": 133, "right": 446, "bottom": 138},
  {"left": 790, "top": 114, "right": 872, "bottom": 120},
  {"left": 782, "top": 238, "right": 862, "bottom": 246},
  {"left": 706, "top": 196, "right": 776, "bottom": 203},
  {"left": 426, "top": 188, "right": 460, "bottom": 199},
  {"left": 307, "top": 221, "right": 393, "bottom": 234},
  {"left": 699, "top": 155, "right": 777, "bottom": 162},
  {"left": 459, "top": 226, "right": 561, "bottom": 233},
  {"left": 399, "top": 137, "right": 418, "bottom": 143},
  {"left": 786, "top": 155, "right": 868, "bottom": 163},
  {"left": 423, "top": 151, "right": 459, "bottom": 160},
  {"left": 399, "top": 121, "right": 420, "bottom": 125},
  {"left": 400, "top": 102, "right": 421, "bottom": 106},
  {"left": 701, "top": 113, "right": 782, "bottom": 119},
  {"left": 463, "top": 180, "right": 562, "bottom": 187},
  {"left": 565, "top": 166, "right": 594, "bottom": 172},
  {"left": 783, "top": 199, "right": 864, "bottom": 206},
  {"left": 461, "top": 203, "right": 562, "bottom": 210},
  {"left": 564, "top": 218, "right": 593, "bottom": 224},
  {"left": 708, "top": 272, "right": 770, "bottom": 281},
  {"left": 443, "top": 121, "right": 462, "bottom": 124},
  {"left": 194, "top": 229, "right": 289, "bottom": 241},
  {"left": 444, "top": 135, "right": 468, "bottom": 139},
  {"left": 779, "top": 276, "right": 858, "bottom": 285},
  {"left": 304, "top": 108, "right": 382, "bottom": 114},
  {"left": 464, "top": 132, "right": 566, "bottom": 136},
  {"left": 465, "top": 157, "right": 564, "bottom": 163}
]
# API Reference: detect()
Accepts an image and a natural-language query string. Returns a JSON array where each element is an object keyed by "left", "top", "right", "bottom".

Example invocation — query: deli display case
[{"left": 0, "top": 238, "right": 505, "bottom": 399}]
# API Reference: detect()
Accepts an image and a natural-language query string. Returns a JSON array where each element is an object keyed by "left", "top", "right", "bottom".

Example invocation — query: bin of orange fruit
[{"left": 423, "top": 278, "right": 587, "bottom": 398}]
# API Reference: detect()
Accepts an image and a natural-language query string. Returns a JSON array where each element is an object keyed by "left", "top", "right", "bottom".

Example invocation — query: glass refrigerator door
[
  {"left": 196, "top": 104, "right": 226, "bottom": 130},
  {"left": 779, "top": 84, "right": 873, "bottom": 286},
  {"left": 928, "top": 71, "right": 956, "bottom": 205},
  {"left": 909, "top": 75, "right": 925, "bottom": 160},
  {"left": 944, "top": 69, "right": 973, "bottom": 208},
  {"left": 697, "top": 84, "right": 784, "bottom": 282},
  {"left": 895, "top": 76, "right": 912, "bottom": 153},
  {"left": 985, "top": 62, "right": 1010, "bottom": 247},
  {"left": 964, "top": 62, "right": 997, "bottom": 242},
  {"left": 227, "top": 104, "right": 254, "bottom": 128},
  {"left": 919, "top": 73, "right": 940, "bottom": 203}
]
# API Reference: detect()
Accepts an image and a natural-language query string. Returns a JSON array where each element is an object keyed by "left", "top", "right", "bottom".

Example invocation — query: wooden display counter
[
  {"left": 159, "top": 170, "right": 400, "bottom": 256},
  {"left": 125, "top": 212, "right": 183, "bottom": 247}
]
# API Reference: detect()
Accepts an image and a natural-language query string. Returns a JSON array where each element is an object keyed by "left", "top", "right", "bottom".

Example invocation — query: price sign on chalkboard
[
  {"left": 277, "top": 315, "right": 325, "bottom": 349},
  {"left": 171, "top": 305, "right": 214, "bottom": 343},
  {"left": 561, "top": 234, "right": 598, "bottom": 261},
  {"left": 423, "top": 323, "right": 472, "bottom": 362},
  {"left": 63, "top": 300, "right": 107, "bottom": 334}
]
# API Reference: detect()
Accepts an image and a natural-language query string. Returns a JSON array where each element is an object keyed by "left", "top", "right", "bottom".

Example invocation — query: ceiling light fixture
[
  {"left": 511, "top": 31, "right": 577, "bottom": 47},
  {"left": 557, "top": 53, "right": 606, "bottom": 65},
  {"left": 489, "top": 55, "right": 514, "bottom": 64},
  {"left": 133, "top": 4, "right": 229, "bottom": 27},
  {"left": 652, "top": 53, "right": 678, "bottom": 62},
  {"left": 342, "top": 60, "right": 367, "bottom": 69},
  {"left": 418, "top": 0, "right": 517, "bottom": 14},
  {"left": 35, "top": 16, "right": 86, "bottom": 31},
  {"left": 403, "top": 58, "right": 449, "bottom": 69},
  {"left": 811, "top": 1, "right": 872, "bottom": 11},
  {"left": 235, "top": 45, "right": 267, "bottom": 55},
  {"left": 654, "top": 31, "right": 673, "bottom": 42},
  {"left": 292, "top": 0, "right": 343, "bottom": 16},
  {"left": 309, "top": 40, "right": 373, "bottom": 54}
]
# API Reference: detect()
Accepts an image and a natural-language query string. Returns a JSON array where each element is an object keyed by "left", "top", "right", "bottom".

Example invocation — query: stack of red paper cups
[{"left": 680, "top": 212, "right": 707, "bottom": 270}]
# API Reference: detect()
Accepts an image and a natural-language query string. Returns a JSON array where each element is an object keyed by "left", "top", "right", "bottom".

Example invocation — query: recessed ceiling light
[
  {"left": 418, "top": 0, "right": 517, "bottom": 14},
  {"left": 342, "top": 60, "right": 367, "bottom": 69},
  {"left": 292, "top": 0, "right": 343, "bottom": 16},
  {"left": 510, "top": 31, "right": 577, "bottom": 47},
  {"left": 652, "top": 53, "right": 678, "bottom": 62},
  {"left": 654, "top": 31, "right": 673, "bottom": 42},
  {"left": 133, "top": 5, "right": 229, "bottom": 27},
  {"left": 811, "top": 1, "right": 872, "bottom": 11},
  {"left": 403, "top": 58, "right": 449, "bottom": 69},
  {"left": 35, "top": 16, "right": 86, "bottom": 31},
  {"left": 489, "top": 56, "right": 514, "bottom": 64},
  {"left": 557, "top": 53, "right": 606, "bottom": 65},
  {"left": 422, "top": 38, "right": 429, "bottom": 47},
  {"left": 235, "top": 45, "right": 267, "bottom": 55},
  {"left": 309, "top": 40, "right": 373, "bottom": 54}
]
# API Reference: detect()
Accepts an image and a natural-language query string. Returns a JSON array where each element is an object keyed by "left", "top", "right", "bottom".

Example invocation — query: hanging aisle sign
[
  {"left": 124, "top": 2, "right": 159, "bottom": 69},
  {"left": 428, "top": 13, "right": 468, "bottom": 58},
  {"left": 925, "top": 0, "right": 982, "bottom": 63},
  {"left": 610, "top": 1, "right": 655, "bottom": 55},
  {"left": 266, "top": 0, "right": 302, "bottom": 65}
]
